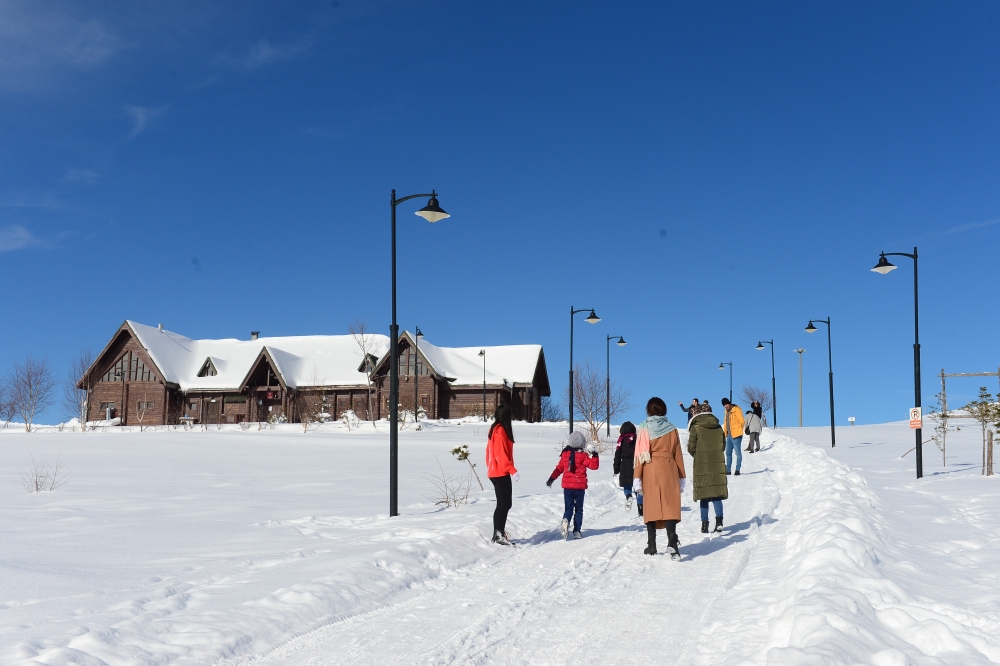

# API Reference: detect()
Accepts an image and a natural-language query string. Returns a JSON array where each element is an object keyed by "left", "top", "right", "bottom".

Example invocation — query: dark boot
[
  {"left": 714, "top": 517, "right": 723, "bottom": 533},
  {"left": 701, "top": 520, "right": 709, "bottom": 533},
  {"left": 637, "top": 502, "right": 644, "bottom": 518},
  {"left": 666, "top": 521, "right": 680, "bottom": 559},
  {"left": 644, "top": 523, "right": 656, "bottom": 555}
]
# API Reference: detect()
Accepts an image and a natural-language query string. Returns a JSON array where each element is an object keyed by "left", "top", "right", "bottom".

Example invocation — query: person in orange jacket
[
  {"left": 720, "top": 398, "right": 746, "bottom": 475},
  {"left": 485, "top": 403, "right": 519, "bottom": 545}
]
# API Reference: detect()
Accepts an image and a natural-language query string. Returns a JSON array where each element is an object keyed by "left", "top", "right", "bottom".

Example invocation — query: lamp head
[
  {"left": 478, "top": 349, "right": 485, "bottom": 358},
  {"left": 756, "top": 341, "right": 765, "bottom": 350},
  {"left": 414, "top": 192, "right": 450, "bottom": 223},
  {"left": 415, "top": 327, "right": 423, "bottom": 339},
  {"left": 805, "top": 321, "right": 818, "bottom": 333},
  {"left": 585, "top": 310, "right": 601, "bottom": 324},
  {"left": 718, "top": 363, "right": 725, "bottom": 370},
  {"left": 616, "top": 336, "right": 626, "bottom": 347},
  {"left": 872, "top": 252, "right": 896, "bottom": 274}
]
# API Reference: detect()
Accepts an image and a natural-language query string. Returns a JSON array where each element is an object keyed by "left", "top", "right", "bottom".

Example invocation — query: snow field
[{"left": 2, "top": 420, "right": 999, "bottom": 665}]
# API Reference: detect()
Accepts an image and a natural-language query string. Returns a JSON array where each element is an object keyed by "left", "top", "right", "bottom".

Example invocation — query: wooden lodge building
[{"left": 79, "top": 321, "right": 550, "bottom": 426}]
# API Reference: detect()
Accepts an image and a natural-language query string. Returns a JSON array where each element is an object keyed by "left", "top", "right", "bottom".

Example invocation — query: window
[
  {"left": 223, "top": 395, "right": 244, "bottom": 404},
  {"left": 99, "top": 402, "right": 116, "bottom": 411},
  {"left": 101, "top": 352, "right": 157, "bottom": 382},
  {"left": 197, "top": 358, "right": 219, "bottom": 377},
  {"left": 137, "top": 401, "right": 155, "bottom": 411},
  {"left": 189, "top": 402, "right": 199, "bottom": 411}
]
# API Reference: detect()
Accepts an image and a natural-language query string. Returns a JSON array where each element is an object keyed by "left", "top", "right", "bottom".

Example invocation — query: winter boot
[
  {"left": 637, "top": 502, "right": 644, "bottom": 518},
  {"left": 625, "top": 495, "right": 633, "bottom": 510},
  {"left": 643, "top": 523, "right": 657, "bottom": 555},
  {"left": 667, "top": 533, "right": 680, "bottom": 560},
  {"left": 573, "top": 531, "right": 582, "bottom": 540},
  {"left": 492, "top": 530, "right": 512, "bottom": 546},
  {"left": 734, "top": 470, "right": 741, "bottom": 476},
  {"left": 755, "top": 444, "right": 760, "bottom": 452},
  {"left": 714, "top": 517, "right": 723, "bottom": 533},
  {"left": 560, "top": 518, "right": 569, "bottom": 539},
  {"left": 701, "top": 520, "right": 709, "bottom": 534}
]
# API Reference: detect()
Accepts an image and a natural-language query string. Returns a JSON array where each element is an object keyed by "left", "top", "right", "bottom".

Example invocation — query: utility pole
[{"left": 794, "top": 348, "right": 805, "bottom": 427}]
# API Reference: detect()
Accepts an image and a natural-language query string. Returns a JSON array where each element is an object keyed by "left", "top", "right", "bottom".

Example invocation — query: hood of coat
[
  {"left": 568, "top": 431, "right": 587, "bottom": 449},
  {"left": 690, "top": 412, "right": 721, "bottom": 429}
]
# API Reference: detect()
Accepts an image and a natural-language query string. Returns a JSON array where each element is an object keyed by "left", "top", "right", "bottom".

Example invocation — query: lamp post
[
  {"left": 805, "top": 318, "right": 835, "bottom": 448},
  {"left": 569, "top": 306, "right": 601, "bottom": 433},
  {"left": 413, "top": 327, "right": 423, "bottom": 424},
  {"left": 719, "top": 362, "right": 732, "bottom": 403},
  {"left": 756, "top": 339, "right": 776, "bottom": 427},
  {"left": 872, "top": 248, "right": 923, "bottom": 479},
  {"left": 794, "top": 348, "right": 805, "bottom": 427},
  {"left": 478, "top": 349, "right": 486, "bottom": 421},
  {"left": 389, "top": 190, "right": 449, "bottom": 517},
  {"left": 606, "top": 335, "right": 626, "bottom": 437}
]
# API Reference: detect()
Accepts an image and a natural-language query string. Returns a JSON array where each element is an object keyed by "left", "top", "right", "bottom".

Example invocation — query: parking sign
[{"left": 909, "top": 407, "right": 922, "bottom": 429}]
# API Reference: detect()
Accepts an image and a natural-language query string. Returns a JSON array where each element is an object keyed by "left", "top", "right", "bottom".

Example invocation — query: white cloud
[
  {"left": 0, "top": 2, "right": 121, "bottom": 92},
  {"left": 62, "top": 168, "right": 100, "bottom": 184},
  {"left": 0, "top": 225, "right": 37, "bottom": 252},
  {"left": 223, "top": 39, "right": 311, "bottom": 71},
  {"left": 126, "top": 104, "right": 167, "bottom": 139}
]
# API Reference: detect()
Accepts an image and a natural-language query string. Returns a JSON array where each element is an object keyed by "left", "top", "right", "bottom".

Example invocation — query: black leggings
[{"left": 490, "top": 475, "right": 513, "bottom": 534}]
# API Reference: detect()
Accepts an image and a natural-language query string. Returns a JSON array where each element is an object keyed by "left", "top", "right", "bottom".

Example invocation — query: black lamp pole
[
  {"left": 569, "top": 306, "right": 601, "bottom": 434},
  {"left": 872, "top": 248, "right": 922, "bottom": 479},
  {"left": 719, "top": 362, "right": 732, "bottom": 402},
  {"left": 606, "top": 335, "right": 626, "bottom": 437},
  {"left": 805, "top": 318, "right": 835, "bottom": 448},
  {"left": 389, "top": 190, "right": 449, "bottom": 517},
  {"left": 756, "top": 339, "right": 776, "bottom": 427},
  {"left": 414, "top": 327, "right": 423, "bottom": 424},
  {"left": 478, "top": 349, "right": 486, "bottom": 421}
]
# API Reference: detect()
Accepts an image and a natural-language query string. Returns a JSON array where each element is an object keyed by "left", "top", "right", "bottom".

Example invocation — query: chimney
[
  {"left": 158, "top": 323, "right": 163, "bottom": 331},
  {"left": 251, "top": 331, "right": 259, "bottom": 341}
]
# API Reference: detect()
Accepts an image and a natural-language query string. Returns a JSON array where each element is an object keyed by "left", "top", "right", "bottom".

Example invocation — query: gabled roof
[
  {"left": 124, "top": 321, "right": 390, "bottom": 391},
  {"left": 379, "top": 331, "right": 548, "bottom": 391}
]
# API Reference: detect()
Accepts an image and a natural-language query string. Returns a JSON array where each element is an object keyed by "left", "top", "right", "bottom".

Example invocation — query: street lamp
[
  {"left": 872, "top": 247, "right": 923, "bottom": 479},
  {"left": 793, "top": 348, "right": 805, "bottom": 427},
  {"left": 413, "top": 327, "right": 423, "bottom": 425},
  {"left": 719, "top": 362, "right": 732, "bottom": 403},
  {"left": 606, "top": 335, "right": 626, "bottom": 437},
  {"left": 478, "top": 349, "right": 486, "bottom": 422},
  {"left": 389, "top": 189, "right": 449, "bottom": 517},
  {"left": 805, "top": 318, "right": 835, "bottom": 448},
  {"left": 569, "top": 306, "right": 601, "bottom": 433},
  {"left": 755, "top": 339, "right": 776, "bottom": 428}
]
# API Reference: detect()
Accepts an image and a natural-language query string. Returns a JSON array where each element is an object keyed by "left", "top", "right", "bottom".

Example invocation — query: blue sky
[{"left": 2, "top": 1, "right": 999, "bottom": 427}]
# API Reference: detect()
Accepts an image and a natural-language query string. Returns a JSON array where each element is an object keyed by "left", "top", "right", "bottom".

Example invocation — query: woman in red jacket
[{"left": 485, "top": 403, "right": 518, "bottom": 545}]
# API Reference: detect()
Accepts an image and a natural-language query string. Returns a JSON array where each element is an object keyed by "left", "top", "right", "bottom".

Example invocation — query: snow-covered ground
[{"left": 2, "top": 419, "right": 998, "bottom": 665}]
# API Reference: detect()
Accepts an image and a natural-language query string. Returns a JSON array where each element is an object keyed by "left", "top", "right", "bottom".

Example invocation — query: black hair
[
  {"left": 489, "top": 402, "right": 514, "bottom": 442},
  {"left": 646, "top": 397, "right": 667, "bottom": 417}
]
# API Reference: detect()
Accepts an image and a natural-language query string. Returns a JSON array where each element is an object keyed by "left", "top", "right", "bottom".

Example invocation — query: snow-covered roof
[
  {"left": 395, "top": 331, "right": 544, "bottom": 388},
  {"left": 126, "top": 321, "right": 389, "bottom": 392}
]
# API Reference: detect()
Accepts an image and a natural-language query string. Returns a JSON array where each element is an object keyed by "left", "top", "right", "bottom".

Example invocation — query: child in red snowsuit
[{"left": 546, "top": 431, "right": 600, "bottom": 539}]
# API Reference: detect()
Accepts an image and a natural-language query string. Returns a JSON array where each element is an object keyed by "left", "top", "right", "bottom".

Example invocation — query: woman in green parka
[{"left": 687, "top": 410, "right": 728, "bottom": 533}]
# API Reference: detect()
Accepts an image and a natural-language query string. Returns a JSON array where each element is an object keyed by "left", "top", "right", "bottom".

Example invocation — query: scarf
[{"left": 633, "top": 415, "right": 677, "bottom": 465}]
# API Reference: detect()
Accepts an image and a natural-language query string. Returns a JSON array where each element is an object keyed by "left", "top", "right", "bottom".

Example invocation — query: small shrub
[{"left": 21, "top": 454, "right": 68, "bottom": 493}]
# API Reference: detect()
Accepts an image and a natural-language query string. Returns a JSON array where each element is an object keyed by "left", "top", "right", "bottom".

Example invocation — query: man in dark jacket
[
  {"left": 613, "top": 421, "right": 642, "bottom": 515},
  {"left": 687, "top": 411, "right": 728, "bottom": 533},
  {"left": 678, "top": 399, "right": 700, "bottom": 422}
]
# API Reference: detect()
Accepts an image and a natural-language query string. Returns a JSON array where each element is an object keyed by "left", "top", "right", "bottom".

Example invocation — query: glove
[
  {"left": 512, "top": 472, "right": 520, "bottom": 482},
  {"left": 632, "top": 478, "right": 642, "bottom": 493},
  {"left": 546, "top": 477, "right": 555, "bottom": 488},
  {"left": 679, "top": 478, "right": 687, "bottom": 494}
]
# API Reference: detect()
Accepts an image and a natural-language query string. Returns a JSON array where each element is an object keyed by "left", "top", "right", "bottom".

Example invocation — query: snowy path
[{"left": 222, "top": 446, "right": 780, "bottom": 666}]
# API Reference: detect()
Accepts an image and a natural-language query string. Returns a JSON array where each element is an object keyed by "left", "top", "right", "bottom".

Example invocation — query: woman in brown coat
[{"left": 633, "top": 397, "right": 687, "bottom": 558}]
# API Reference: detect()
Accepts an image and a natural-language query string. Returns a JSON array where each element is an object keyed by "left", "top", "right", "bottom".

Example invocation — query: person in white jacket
[{"left": 744, "top": 402, "right": 763, "bottom": 453}]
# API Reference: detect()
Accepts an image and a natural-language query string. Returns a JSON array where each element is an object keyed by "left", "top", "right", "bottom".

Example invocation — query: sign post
[{"left": 909, "top": 407, "right": 922, "bottom": 430}]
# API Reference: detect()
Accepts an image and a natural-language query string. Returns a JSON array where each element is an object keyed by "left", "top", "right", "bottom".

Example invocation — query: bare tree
[
  {"left": 10, "top": 357, "right": 56, "bottom": 432},
  {"left": 349, "top": 318, "right": 380, "bottom": 421},
  {"left": 0, "top": 380, "right": 14, "bottom": 429},
  {"left": 566, "top": 362, "right": 631, "bottom": 445},
  {"left": 134, "top": 392, "right": 152, "bottom": 431},
  {"left": 62, "top": 350, "right": 94, "bottom": 430},
  {"left": 740, "top": 385, "right": 773, "bottom": 421},
  {"left": 541, "top": 396, "right": 565, "bottom": 422}
]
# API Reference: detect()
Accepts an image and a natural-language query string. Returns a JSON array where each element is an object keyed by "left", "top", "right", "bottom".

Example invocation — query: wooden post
[{"left": 988, "top": 430, "right": 994, "bottom": 477}]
